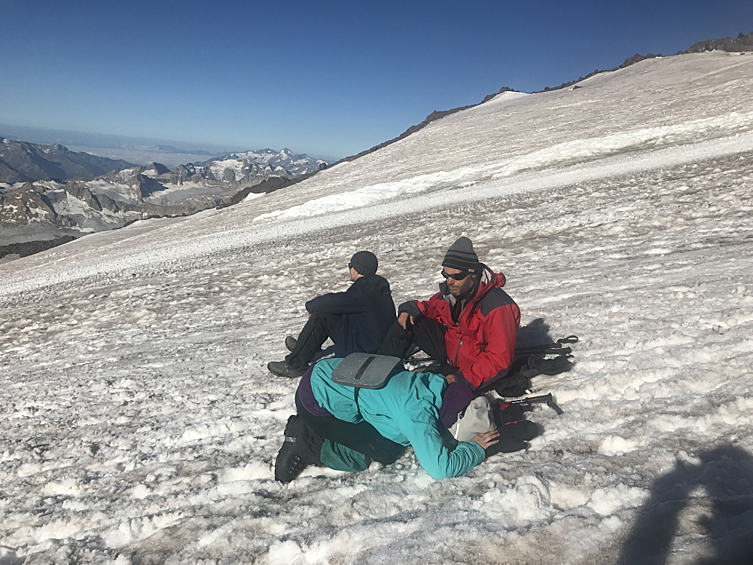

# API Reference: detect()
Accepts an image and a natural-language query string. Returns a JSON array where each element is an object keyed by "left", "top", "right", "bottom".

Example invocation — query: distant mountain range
[
  {"left": 0, "top": 137, "right": 135, "bottom": 183},
  {"left": 149, "top": 144, "right": 218, "bottom": 156},
  {"left": 0, "top": 139, "right": 326, "bottom": 255},
  {"left": 0, "top": 137, "right": 326, "bottom": 186},
  {"left": 2, "top": 31, "right": 750, "bottom": 260}
]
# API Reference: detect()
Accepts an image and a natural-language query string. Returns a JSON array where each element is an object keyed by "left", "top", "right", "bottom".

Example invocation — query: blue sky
[{"left": 1, "top": 0, "right": 752, "bottom": 160}]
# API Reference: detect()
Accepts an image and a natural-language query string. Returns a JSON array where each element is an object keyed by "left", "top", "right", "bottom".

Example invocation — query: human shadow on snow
[
  {"left": 0, "top": 547, "right": 25, "bottom": 565},
  {"left": 617, "top": 445, "right": 753, "bottom": 565},
  {"left": 515, "top": 317, "right": 561, "bottom": 350}
]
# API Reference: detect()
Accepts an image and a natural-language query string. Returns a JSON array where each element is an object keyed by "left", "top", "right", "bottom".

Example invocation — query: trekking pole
[{"left": 503, "top": 393, "right": 564, "bottom": 416}]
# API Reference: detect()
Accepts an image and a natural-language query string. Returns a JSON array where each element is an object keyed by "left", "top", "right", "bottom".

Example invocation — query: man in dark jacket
[
  {"left": 268, "top": 251, "right": 396, "bottom": 378},
  {"left": 379, "top": 237, "right": 520, "bottom": 417}
]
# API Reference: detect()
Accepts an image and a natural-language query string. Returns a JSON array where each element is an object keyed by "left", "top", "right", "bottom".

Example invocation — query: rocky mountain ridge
[
  {"left": 0, "top": 137, "right": 135, "bottom": 183},
  {"left": 680, "top": 31, "right": 753, "bottom": 53},
  {"left": 0, "top": 143, "right": 326, "bottom": 255},
  {"left": 336, "top": 31, "right": 752, "bottom": 165}
]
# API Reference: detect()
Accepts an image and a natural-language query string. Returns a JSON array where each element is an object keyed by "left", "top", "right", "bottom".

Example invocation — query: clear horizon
[
  {"left": 1, "top": 0, "right": 752, "bottom": 160},
  {"left": 0, "top": 123, "right": 263, "bottom": 159}
]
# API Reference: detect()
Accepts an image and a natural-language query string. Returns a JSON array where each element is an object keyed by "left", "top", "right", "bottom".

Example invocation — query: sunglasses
[{"left": 441, "top": 270, "right": 473, "bottom": 281}]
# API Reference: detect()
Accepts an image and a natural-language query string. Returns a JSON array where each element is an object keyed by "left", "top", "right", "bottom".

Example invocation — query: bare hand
[
  {"left": 398, "top": 312, "right": 415, "bottom": 329},
  {"left": 470, "top": 429, "right": 499, "bottom": 449},
  {"left": 445, "top": 374, "right": 458, "bottom": 384}
]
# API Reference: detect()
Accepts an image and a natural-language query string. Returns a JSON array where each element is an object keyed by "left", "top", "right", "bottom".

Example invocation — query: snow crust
[{"left": 1, "top": 52, "right": 753, "bottom": 564}]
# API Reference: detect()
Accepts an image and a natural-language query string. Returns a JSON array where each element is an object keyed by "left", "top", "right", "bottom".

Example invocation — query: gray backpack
[{"left": 331, "top": 353, "right": 403, "bottom": 389}]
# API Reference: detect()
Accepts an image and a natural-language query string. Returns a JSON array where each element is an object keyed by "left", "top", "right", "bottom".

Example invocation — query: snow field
[
  {"left": 1, "top": 146, "right": 751, "bottom": 563},
  {"left": 0, "top": 52, "right": 752, "bottom": 564}
]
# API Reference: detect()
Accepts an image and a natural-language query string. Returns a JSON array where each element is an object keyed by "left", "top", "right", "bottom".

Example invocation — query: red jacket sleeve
[{"left": 399, "top": 294, "right": 444, "bottom": 322}]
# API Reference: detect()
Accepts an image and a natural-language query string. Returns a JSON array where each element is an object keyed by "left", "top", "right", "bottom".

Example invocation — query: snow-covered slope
[{"left": 0, "top": 52, "right": 752, "bottom": 565}]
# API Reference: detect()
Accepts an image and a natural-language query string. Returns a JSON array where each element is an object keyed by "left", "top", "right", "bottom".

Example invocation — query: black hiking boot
[
  {"left": 268, "top": 360, "right": 306, "bottom": 378},
  {"left": 275, "top": 439, "right": 308, "bottom": 483},
  {"left": 285, "top": 335, "right": 298, "bottom": 351},
  {"left": 275, "top": 415, "right": 322, "bottom": 482}
]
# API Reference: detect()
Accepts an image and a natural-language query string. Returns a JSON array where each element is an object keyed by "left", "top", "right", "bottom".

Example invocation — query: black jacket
[{"left": 305, "top": 275, "right": 396, "bottom": 358}]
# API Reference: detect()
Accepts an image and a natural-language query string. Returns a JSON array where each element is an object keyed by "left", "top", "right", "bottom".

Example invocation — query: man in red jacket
[{"left": 379, "top": 237, "right": 520, "bottom": 418}]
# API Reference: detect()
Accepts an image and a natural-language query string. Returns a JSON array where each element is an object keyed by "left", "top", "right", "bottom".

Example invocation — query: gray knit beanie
[
  {"left": 442, "top": 237, "right": 481, "bottom": 272},
  {"left": 349, "top": 251, "right": 378, "bottom": 277}
]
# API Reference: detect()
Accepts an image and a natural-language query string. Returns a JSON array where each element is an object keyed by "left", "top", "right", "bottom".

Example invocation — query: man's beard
[{"left": 449, "top": 277, "right": 478, "bottom": 299}]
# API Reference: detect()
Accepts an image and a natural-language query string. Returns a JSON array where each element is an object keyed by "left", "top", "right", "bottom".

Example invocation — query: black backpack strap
[
  {"left": 515, "top": 335, "right": 578, "bottom": 356},
  {"left": 557, "top": 335, "right": 579, "bottom": 344}
]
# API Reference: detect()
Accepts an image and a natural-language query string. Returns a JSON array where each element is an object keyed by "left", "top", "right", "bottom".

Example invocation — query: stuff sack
[{"left": 449, "top": 396, "right": 496, "bottom": 441}]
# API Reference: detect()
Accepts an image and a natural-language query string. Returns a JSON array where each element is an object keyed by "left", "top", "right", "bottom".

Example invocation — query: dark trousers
[
  {"left": 295, "top": 393, "right": 405, "bottom": 465},
  {"left": 378, "top": 316, "right": 455, "bottom": 373},
  {"left": 378, "top": 316, "right": 475, "bottom": 427},
  {"left": 286, "top": 312, "right": 341, "bottom": 370}
]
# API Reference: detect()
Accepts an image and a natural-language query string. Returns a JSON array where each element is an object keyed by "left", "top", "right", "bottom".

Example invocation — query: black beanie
[
  {"left": 349, "top": 251, "right": 378, "bottom": 277},
  {"left": 442, "top": 237, "right": 481, "bottom": 272}
]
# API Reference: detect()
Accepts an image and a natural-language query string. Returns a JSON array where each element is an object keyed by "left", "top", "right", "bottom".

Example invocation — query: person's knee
[
  {"left": 378, "top": 320, "right": 412, "bottom": 357},
  {"left": 371, "top": 443, "right": 406, "bottom": 465},
  {"left": 309, "top": 311, "right": 340, "bottom": 335}
]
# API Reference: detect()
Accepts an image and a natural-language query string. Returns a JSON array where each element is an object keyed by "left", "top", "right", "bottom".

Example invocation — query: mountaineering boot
[
  {"left": 285, "top": 335, "right": 298, "bottom": 351},
  {"left": 275, "top": 415, "right": 324, "bottom": 482},
  {"left": 268, "top": 360, "right": 306, "bottom": 378},
  {"left": 275, "top": 416, "right": 309, "bottom": 482}
]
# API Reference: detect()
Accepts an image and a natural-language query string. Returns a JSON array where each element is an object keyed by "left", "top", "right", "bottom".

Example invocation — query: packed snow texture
[{"left": 1, "top": 52, "right": 752, "bottom": 564}]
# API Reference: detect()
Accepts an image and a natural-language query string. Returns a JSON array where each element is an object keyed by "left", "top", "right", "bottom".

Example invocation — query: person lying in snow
[
  {"left": 274, "top": 355, "right": 539, "bottom": 482},
  {"left": 268, "top": 251, "right": 396, "bottom": 378},
  {"left": 379, "top": 237, "right": 520, "bottom": 407}
]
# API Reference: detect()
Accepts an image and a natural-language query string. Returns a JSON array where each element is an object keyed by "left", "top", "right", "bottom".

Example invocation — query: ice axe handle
[{"left": 509, "top": 393, "right": 564, "bottom": 416}]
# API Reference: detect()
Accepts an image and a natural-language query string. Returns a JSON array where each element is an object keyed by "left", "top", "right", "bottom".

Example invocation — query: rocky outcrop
[
  {"left": 541, "top": 53, "right": 664, "bottom": 92},
  {"left": 0, "top": 235, "right": 77, "bottom": 260},
  {"left": 224, "top": 174, "right": 313, "bottom": 207},
  {"left": 680, "top": 31, "right": 753, "bottom": 54},
  {"left": 0, "top": 182, "right": 61, "bottom": 225},
  {"left": 335, "top": 87, "right": 517, "bottom": 165},
  {"left": 63, "top": 181, "right": 104, "bottom": 212},
  {"left": 134, "top": 173, "right": 169, "bottom": 199}
]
